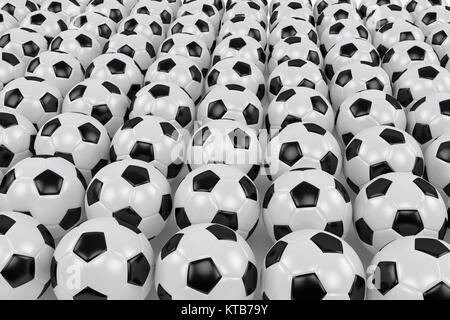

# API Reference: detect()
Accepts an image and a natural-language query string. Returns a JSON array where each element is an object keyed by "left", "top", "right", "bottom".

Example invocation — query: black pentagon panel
[
  {"left": 208, "top": 100, "right": 227, "bottom": 119},
  {"left": 192, "top": 170, "right": 220, "bottom": 192},
  {"left": 4, "top": 89, "right": 23, "bottom": 108},
  {"left": 238, "top": 176, "right": 257, "bottom": 201},
  {"left": 0, "top": 214, "right": 16, "bottom": 235},
  {"left": 2, "top": 52, "right": 20, "bottom": 66},
  {"left": 412, "top": 157, "right": 424, "bottom": 176},
  {"left": 418, "top": 66, "right": 439, "bottom": 79},
  {"left": 175, "top": 207, "right": 191, "bottom": 229},
  {"left": 348, "top": 275, "right": 365, "bottom": 300},
  {"left": 334, "top": 179, "right": 350, "bottom": 203},
  {"left": 310, "top": 232, "right": 343, "bottom": 254},
  {"left": 37, "top": 224, "right": 55, "bottom": 249},
  {"left": 276, "top": 88, "right": 296, "bottom": 102},
  {"left": 107, "top": 58, "right": 126, "bottom": 74},
  {"left": 0, "top": 145, "right": 14, "bottom": 168},
  {"left": 366, "top": 178, "right": 392, "bottom": 199},
  {"left": 73, "top": 232, "right": 107, "bottom": 262},
  {"left": 0, "top": 112, "right": 17, "bottom": 128},
  {"left": 69, "top": 84, "right": 87, "bottom": 101},
  {"left": 336, "top": 69, "right": 352, "bottom": 87},
  {"left": 437, "top": 141, "right": 450, "bottom": 163},
  {"left": 265, "top": 240, "right": 287, "bottom": 268},
  {"left": 130, "top": 141, "right": 154, "bottom": 163},
  {"left": 186, "top": 41, "right": 202, "bottom": 57},
  {"left": 157, "top": 58, "right": 175, "bottom": 73},
  {"left": 340, "top": 43, "right": 358, "bottom": 57},
  {"left": 187, "top": 258, "right": 222, "bottom": 294},
  {"left": 369, "top": 161, "right": 393, "bottom": 180},
  {"left": 345, "top": 139, "right": 362, "bottom": 160},
  {"left": 159, "top": 194, "right": 172, "bottom": 221},
  {"left": 350, "top": 98, "right": 372, "bottom": 118},
  {"left": 157, "top": 284, "right": 172, "bottom": 300},
  {"left": 412, "top": 123, "right": 432, "bottom": 145},
  {"left": 320, "top": 152, "right": 339, "bottom": 175},
  {"left": 228, "top": 128, "right": 250, "bottom": 149},
  {"left": 91, "top": 105, "right": 112, "bottom": 126},
  {"left": 243, "top": 104, "right": 259, "bottom": 125},
  {"left": 41, "top": 118, "right": 61, "bottom": 136},
  {"left": 175, "top": 106, "right": 192, "bottom": 128},
  {"left": 113, "top": 207, "right": 142, "bottom": 228},
  {"left": 86, "top": 178, "right": 103, "bottom": 205},
  {"left": 263, "top": 184, "right": 274, "bottom": 209},
  {"left": 273, "top": 225, "right": 292, "bottom": 240},
  {"left": 212, "top": 210, "right": 238, "bottom": 231},
  {"left": 324, "top": 221, "right": 344, "bottom": 237},
  {"left": 355, "top": 218, "right": 373, "bottom": 245},
  {"left": 269, "top": 76, "right": 283, "bottom": 96},
  {"left": 206, "top": 224, "right": 237, "bottom": 241},
  {"left": 310, "top": 96, "right": 328, "bottom": 114},
  {"left": 53, "top": 61, "right": 72, "bottom": 78},
  {"left": 73, "top": 287, "right": 107, "bottom": 300},
  {"left": 376, "top": 261, "right": 398, "bottom": 295},
  {"left": 59, "top": 208, "right": 81, "bottom": 231},
  {"left": 304, "top": 123, "right": 326, "bottom": 135},
  {"left": 413, "top": 178, "right": 438, "bottom": 198},
  {"left": 78, "top": 123, "right": 101, "bottom": 144},
  {"left": 33, "top": 170, "right": 63, "bottom": 196},
  {"left": 0, "top": 169, "right": 15, "bottom": 194},
  {"left": 280, "top": 115, "right": 301, "bottom": 129},
  {"left": 189, "top": 65, "right": 202, "bottom": 82},
  {"left": 40, "top": 93, "right": 59, "bottom": 112},
  {"left": 290, "top": 181, "right": 319, "bottom": 208},
  {"left": 242, "top": 261, "right": 257, "bottom": 296},
  {"left": 379, "top": 128, "right": 405, "bottom": 145},
  {"left": 423, "top": 282, "right": 450, "bottom": 300},
  {"left": 1, "top": 254, "right": 35, "bottom": 288},
  {"left": 160, "top": 232, "right": 183, "bottom": 260},
  {"left": 160, "top": 122, "right": 179, "bottom": 140},
  {"left": 75, "top": 34, "right": 92, "bottom": 48},
  {"left": 232, "top": 61, "right": 251, "bottom": 77},
  {"left": 117, "top": 45, "right": 135, "bottom": 58},
  {"left": 415, "top": 238, "right": 450, "bottom": 258},
  {"left": 279, "top": 142, "right": 302, "bottom": 166},
  {"left": 127, "top": 253, "right": 151, "bottom": 286},
  {"left": 392, "top": 210, "right": 424, "bottom": 236},
  {"left": 291, "top": 273, "right": 326, "bottom": 300},
  {"left": 396, "top": 88, "right": 413, "bottom": 107},
  {"left": 149, "top": 84, "right": 170, "bottom": 98}
]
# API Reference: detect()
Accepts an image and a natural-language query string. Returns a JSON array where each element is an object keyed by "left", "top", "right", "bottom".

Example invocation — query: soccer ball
[
  {"left": 34, "top": 113, "right": 110, "bottom": 182},
  {"left": 173, "top": 164, "right": 259, "bottom": 240},
  {"left": 197, "top": 84, "right": 263, "bottom": 130},
  {"left": 145, "top": 55, "right": 203, "bottom": 104},
  {"left": 212, "top": 35, "right": 266, "bottom": 73},
  {"left": 344, "top": 126, "right": 424, "bottom": 193},
  {"left": 51, "top": 217, "right": 154, "bottom": 300},
  {"left": 70, "top": 12, "right": 116, "bottom": 47},
  {"left": 186, "top": 119, "right": 262, "bottom": 180},
  {"left": 313, "top": 0, "right": 353, "bottom": 17},
  {"left": 118, "top": 14, "right": 165, "bottom": 49},
  {"left": 367, "top": 236, "right": 450, "bottom": 299},
  {"left": 365, "top": 4, "right": 413, "bottom": 36},
  {"left": 155, "top": 223, "right": 257, "bottom": 300},
  {"left": 324, "top": 39, "right": 380, "bottom": 81},
  {"left": 266, "top": 87, "right": 334, "bottom": 137},
  {"left": 86, "top": 0, "right": 129, "bottom": 24},
  {"left": 415, "top": 5, "right": 450, "bottom": 36},
  {"left": 0, "top": 27, "right": 47, "bottom": 65},
  {"left": 382, "top": 40, "right": 439, "bottom": 82},
  {"left": 50, "top": 29, "right": 102, "bottom": 70},
  {"left": 354, "top": 172, "right": 447, "bottom": 253},
  {"left": 268, "top": 36, "right": 322, "bottom": 74},
  {"left": 130, "top": 0, "right": 173, "bottom": 29},
  {"left": 329, "top": 61, "right": 392, "bottom": 108},
  {"left": 157, "top": 33, "right": 210, "bottom": 76},
  {"left": 0, "top": 50, "right": 25, "bottom": 90},
  {"left": 26, "top": 51, "right": 83, "bottom": 96},
  {"left": 40, "top": 0, "right": 83, "bottom": 23},
  {"left": 222, "top": 0, "right": 268, "bottom": 28},
  {"left": 319, "top": 20, "right": 371, "bottom": 57},
  {"left": 0, "top": 76, "right": 62, "bottom": 129},
  {"left": 0, "top": 11, "right": 18, "bottom": 35},
  {"left": 263, "top": 168, "right": 352, "bottom": 241},
  {"left": 268, "top": 59, "right": 328, "bottom": 102},
  {"left": 262, "top": 230, "right": 365, "bottom": 300},
  {"left": 85, "top": 53, "right": 144, "bottom": 101},
  {"left": 372, "top": 20, "right": 425, "bottom": 57},
  {"left": 358, "top": 0, "right": 402, "bottom": 18},
  {"left": 130, "top": 81, "right": 194, "bottom": 132},
  {"left": 62, "top": 78, "right": 129, "bottom": 137},
  {"left": 336, "top": 90, "right": 406, "bottom": 145},
  {"left": 315, "top": 3, "right": 361, "bottom": 36},
  {"left": 424, "top": 132, "right": 450, "bottom": 200},
  {"left": 0, "top": 0, "right": 38, "bottom": 21},
  {"left": 85, "top": 159, "right": 172, "bottom": 240},
  {"left": 425, "top": 21, "right": 450, "bottom": 63},
  {"left": 269, "top": 2, "right": 315, "bottom": 32},
  {"left": 405, "top": 0, "right": 442, "bottom": 20},
  {"left": 393, "top": 64, "right": 450, "bottom": 109},
  {"left": 264, "top": 122, "right": 342, "bottom": 180},
  {"left": 0, "top": 155, "right": 87, "bottom": 238},
  {"left": 268, "top": 17, "right": 318, "bottom": 52},
  {"left": 219, "top": 15, "right": 267, "bottom": 49},
  {"left": 110, "top": 115, "right": 184, "bottom": 179},
  {"left": 168, "top": 14, "right": 216, "bottom": 51},
  {"left": 0, "top": 211, "right": 54, "bottom": 300},
  {"left": 206, "top": 57, "right": 265, "bottom": 101},
  {"left": 20, "top": 11, "right": 68, "bottom": 44},
  {"left": 177, "top": 1, "right": 220, "bottom": 33}
]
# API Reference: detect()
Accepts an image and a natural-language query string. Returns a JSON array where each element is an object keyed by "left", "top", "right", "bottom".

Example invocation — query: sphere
[
  {"left": 268, "top": 59, "right": 328, "bottom": 102},
  {"left": 177, "top": 1, "right": 221, "bottom": 33},
  {"left": 405, "top": 0, "right": 442, "bottom": 21},
  {"left": 266, "top": 87, "right": 334, "bottom": 137},
  {"left": 0, "top": 212, "right": 54, "bottom": 300},
  {"left": 424, "top": 132, "right": 450, "bottom": 200},
  {"left": 85, "top": 53, "right": 144, "bottom": 101},
  {"left": 85, "top": 0, "right": 129, "bottom": 24},
  {"left": 0, "top": 0, "right": 38, "bottom": 21},
  {"left": 0, "top": 156, "right": 87, "bottom": 238},
  {"left": 344, "top": 126, "right": 424, "bottom": 193},
  {"left": 110, "top": 115, "right": 184, "bottom": 179},
  {"left": 0, "top": 50, "right": 25, "bottom": 90},
  {"left": 365, "top": 4, "right": 412, "bottom": 36},
  {"left": 51, "top": 217, "right": 154, "bottom": 300},
  {"left": 173, "top": 164, "right": 259, "bottom": 240},
  {"left": 20, "top": 11, "right": 68, "bottom": 44},
  {"left": 70, "top": 12, "right": 117, "bottom": 47},
  {"left": 269, "top": 2, "right": 314, "bottom": 32},
  {"left": 40, "top": 0, "right": 83, "bottom": 23},
  {"left": 168, "top": 14, "right": 216, "bottom": 51},
  {"left": 264, "top": 122, "right": 342, "bottom": 180},
  {"left": 261, "top": 230, "right": 365, "bottom": 300},
  {"left": 316, "top": 3, "right": 361, "bottom": 36},
  {"left": 145, "top": 55, "right": 203, "bottom": 104},
  {"left": 0, "top": 11, "right": 18, "bottom": 35},
  {"left": 367, "top": 236, "right": 450, "bottom": 299},
  {"left": 0, "top": 27, "right": 47, "bottom": 65},
  {"left": 222, "top": 0, "right": 268, "bottom": 28},
  {"left": 130, "top": 0, "right": 173, "bottom": 30},
  {"left": 268, "top": 17, "right": 318, "bottom": 52},
  {"left": 117, "top": 14, "right": 165, "bottom": 49},
  {"left": 415, "top": 5, "right": 450, "bottom": 36},
  {"left": 0, "top": 76, "right": 62, "bottom": 129},
  {"left": 425, "top": 23, "right": 450, "bottom": 63},
  {"left": 219, "top": 15, "right": 267, "bottom": 50},
  {"left": 197, "top": 84, "right": 263, "bottom": 130},
  {"left": 336, "top": 90, "right": 406, "bottom": 145},
  {"left": 358, "top": 0, "right": 402, "bottom": 18},
  {"left": 186, "top": 119, "right": 262, "bottom": 180},
  {"left": 155, "top": 223, "right": 258, "bottom": 300}
]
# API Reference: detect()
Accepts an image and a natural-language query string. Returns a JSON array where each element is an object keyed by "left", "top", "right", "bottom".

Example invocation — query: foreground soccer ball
[
  {"left": 0, "top": 212, "right": 54, "bottom": 300},
  {"left": 155, "top": 223, "right": 258, "bottom": 300},
  {"left": 344, "top": 126, "right": 424, "bottom": 193},
  {"left": 415, "top": 5, "right": 450, "bottom": 35},
  {"left": 51, "top": 217, "right": 154, "bottom": 300},
  {"left": 354, "top": 172, "right": 447, "bottom": 253},
  {"left": 85, "top": 159, "right": 172, "bottom": 240},
  {"left": 0, "top": 156, "right": 87, "bottom": 238},
  {"left": 263, "top": 168, "right": 352, "bottom": 241},
  {"left": 262, "top": 230, "right": 365, "bottom": 300},
  {"left": 20, "top": 10, "right": 68, "bottom": 44},
  {"left": 367, "top": 236, "right": 450, "bottom": 299},
  {"left": 0, "top": 27, "right": 47, "bottom": 65},
  {"left": 424, "top": 132, "right": 450, "bottom": 200},
  {"left": 118, "top": 14, "right": 165, "bottom": 49},
  {"left": 0, "top": 51, "right": 25, "bottom": 90},
  {"left": 173, "top": 164, "right": 259, "bottom": 240},
  {"left": 70, "top": 12, "right": 116, "bottom": 47}
]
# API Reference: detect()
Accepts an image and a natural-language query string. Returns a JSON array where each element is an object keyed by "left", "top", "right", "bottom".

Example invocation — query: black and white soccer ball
[
  {"left": 329, "top": 61, "right": 392, "bottom": 108},
  {"left": 354, "top": 172, "right": 447, "bottom": 253},
  {"left": 40, "top": 0, "right": 83, "bottom": 23},
  {"left": 85, "top": 53, "right": 144, "bottom": 101},
  {"left": 0, "top": 50, "right": 25, "bottom": 90},
  {"left": 219, "top": 14, "right": 267, "bottom": 49},
  {"left": 155, "top": 223, "right": 258, "bottom": 300},
  {"left": 197, "top": 84, "right": 263, "bottom": 130},
  {"left": 264, "top": 122, "right": 342, "bottom": 180},
  {"left": 367, "top": 236, "right": 450, "bottom": 299},
  {"left": 110, "top": 115, "right": 184, "bottom": 179},
  {"left": 358, "top": 0, "right": 402, "bottom": 18},
  {"left": 117, "top": 13, "right": 165, "bottom": 49},
  {"left": 426, "top": 23, "right": 450, "bottom": 65},
  {"left": 145, "top": 55, "right": 203, "bottom": 104},
  {"left": 70, "top": 12, "right": 116, "bottom": 47},
  {"left": 177, "top": 1, "right": 220, "bottom": 32},
  {"left": 266, "top": 87, "right": 334, "bottom": 137},
  {"left": 173, "top": 164, "right": 259, "bottom": 240},
  {"left": 415, "top": 5, "right": 450, "bottom": 36},
  {"left": 263, "top": 168, "right": 352, "bottom": 241},
  {"left": 0, "top": 27, "right": 47, "bottom": 65},
  {"left": 130, "top": 81, "right": 195, "bottom": 132},
  {"left": 269, "top": 2, "right": 315, "bottom": 32},
  {"left": 26, "top": 51, "right": 84, "bottom": 96},
  {"left": 315, "top": 3, "right": 361, "bottom": 36},
  {"left": 222, "top": 0, "right": 268, "bottom": 28},
  {"left": 268, "top": 59, "right": 328, "bottom": 102},
  {"left": 335, "top": 90, "right": 406, "bottom": 145},
  {"left": 85, "top": 0, "right": 129, "bottom": 24},
  {"left": 0, "top": 11, "right": 18, "bottom": 35},
  {"left": 130, "top": 0, "right": 173, "bottom": 29},
  {"left": 262, "top": 230, "right": 365, "bottom": 300},
  {"left": 51, "top": 217, "right": 154, "bottom": 300},
  {"left": 186, "top": 119, "right": 262, "bottom": 180},
  {"left": 344, "top": 126, "right": 424, "bottom": 193},
  {"left": 405, "top": 0, "right": 442, "bottom": 20},
  {"left": 313, "top": 0, "right": 352, "bottom": 17},
  {"left": 424, "top": 131, "right": 450, "bottom": 202},
  {"left": 85, "top": 159, "right": 172, "bottom": 240},
  {"left": 20, "top": 10, "right": 68, "bottom": 44},
  {"left": 168, "top": 14, "right": 215, "bottom": 51},
  {"left": 0, "top": 211, "right": 54, "bottom": 300},
  {"left": 268, "top": 17, "right": 318, "bottom": 52},
  {"left": 0, "top": 0, "right": 38, "bottom": 21},
  {"left": 0, "top": 155, "right": 87, "bottom": 238},
  {"left": 365, "top": 4, "right": 413, "bottom": 36},
  {"left": 206, "top": 57, "right": 265, "bottom": 101}
]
